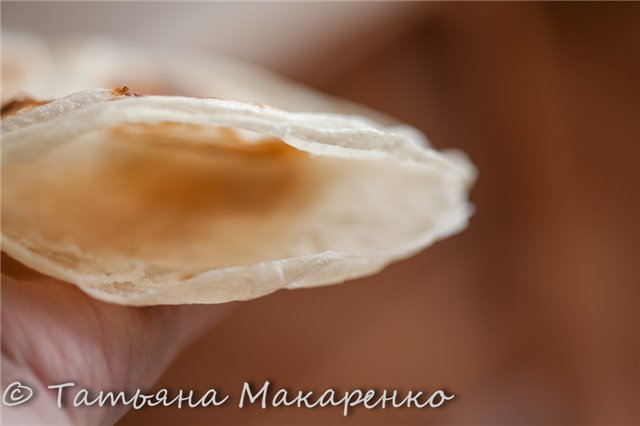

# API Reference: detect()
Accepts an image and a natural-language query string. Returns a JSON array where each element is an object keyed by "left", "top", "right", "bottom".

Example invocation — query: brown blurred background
[{"left": 3, "top": 2, "right": 639, "bottom": 425}]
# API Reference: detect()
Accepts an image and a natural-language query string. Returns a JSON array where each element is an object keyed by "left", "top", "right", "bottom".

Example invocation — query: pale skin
[{"left": 1, "top": 255, "right": 233, "bottom": 425}]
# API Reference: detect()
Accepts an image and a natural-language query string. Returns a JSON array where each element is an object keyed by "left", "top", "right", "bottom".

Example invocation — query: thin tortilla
[
  {"left": 2, "top": 34, "right": 406, "bottom": 128},
  {"left": 1, "top": 88, "right": 475, "bottom": 305}
]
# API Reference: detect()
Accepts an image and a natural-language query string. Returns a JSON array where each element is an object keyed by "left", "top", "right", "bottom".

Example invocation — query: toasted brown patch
[
  {"left": 110, "top": 86, "right": 140, "bottom": 97},
  {"left": 111, "top": 122, "right": 302, "bottom": 159},
  {"left": 1, "top": 97, "right": 51, "bottom": 118},
  {"left": 2, "top": 123, "right": 318, "bottom": 274}
]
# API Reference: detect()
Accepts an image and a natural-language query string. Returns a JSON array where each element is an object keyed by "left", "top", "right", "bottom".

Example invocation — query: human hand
[{"left": 1, "top": 254, "right": 233, "bottom": 425}]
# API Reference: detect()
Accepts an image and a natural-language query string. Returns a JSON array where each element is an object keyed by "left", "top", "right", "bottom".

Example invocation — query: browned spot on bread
[
  {"left": 1, "top": 97, "right": 51, "bottom": 118},
  {"left": 111, "top": 122, "right": 303, "bottom": 159},
  {"left": 110, "top": 86, "right": 140, "bottom": 97}
]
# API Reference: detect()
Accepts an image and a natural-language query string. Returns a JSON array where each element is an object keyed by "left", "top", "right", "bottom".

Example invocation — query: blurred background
[{"left": 2, "top": 2, "right": 638, "bottom": 425}]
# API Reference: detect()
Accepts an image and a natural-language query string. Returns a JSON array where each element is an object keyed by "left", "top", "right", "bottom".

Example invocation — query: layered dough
[{"left": 1, "top": 89, "right": 474, "bottom": 305}]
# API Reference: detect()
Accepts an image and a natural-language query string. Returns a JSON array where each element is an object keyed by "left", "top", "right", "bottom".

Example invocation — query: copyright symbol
[{"left": 3, "top": 381, "right": 34, "bottom": 406}]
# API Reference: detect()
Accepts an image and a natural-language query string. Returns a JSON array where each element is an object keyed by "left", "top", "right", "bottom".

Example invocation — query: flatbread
[
  {"left": 1, "top": 87, "right": 474, "bottom": 306},
  {"left": 2, "top": 34, "right": 402, "bottom": 126}
]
